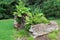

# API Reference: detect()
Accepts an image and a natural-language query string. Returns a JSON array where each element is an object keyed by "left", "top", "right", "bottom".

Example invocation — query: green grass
[
  {"left": 48, "top": 19, "right": 60, "bottom": 40},
  {"left": 0, "top": 19, "right": 60, "bottom": 40},
  {"left": 0, "top": 19, "right": 16, "bottom": 40}
]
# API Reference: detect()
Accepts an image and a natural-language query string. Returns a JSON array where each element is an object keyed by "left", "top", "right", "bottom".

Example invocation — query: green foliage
[
  {"left": 25, "top": 12, "right": 49, "bottom": 31},
  {"left": 25, "top": 24, "right": 31, "bottom": 31},
  {"left": 42, "top": 0, "right": 60, "bottom": 18},
  {"left": 0, "top": 13, "right": 3, "bottom": 18},
  {"left": 14, "top": 0, "right": 30, "bottom": 17},
  {"left": 0, "top": 0, "right": 15, "bottom": 4},
  {"left": 14, "top": 0, "right": 49, "bottom": 31},
  {"left": 25, "top": 0, "right": 60, "bottom": 18},
  {"left": 0, "top": 0, "right": 18, "bottom": 19},
  {"left": 32, "top": 13, "right": 49, "bottom": 24},
  {"left": 0, "top": 0, "right": 60, "bottom": 19}
]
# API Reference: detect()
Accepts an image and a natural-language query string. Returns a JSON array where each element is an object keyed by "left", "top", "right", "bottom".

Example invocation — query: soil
[{"left": 35, "top": 35, "right": 50, "bottom": 40}]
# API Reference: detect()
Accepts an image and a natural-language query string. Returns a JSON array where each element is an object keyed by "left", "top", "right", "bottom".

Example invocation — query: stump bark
[{"left": 14, "top": 14, "right": 26, "bottom": 30}]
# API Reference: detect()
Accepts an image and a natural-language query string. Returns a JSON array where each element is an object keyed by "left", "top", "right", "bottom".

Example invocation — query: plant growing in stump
[
  {"left": 14, "top": 0, "right": 30, "bottom": 30},
  {"left": 13, "top": 0, "right": 49, "bottom": 40}
]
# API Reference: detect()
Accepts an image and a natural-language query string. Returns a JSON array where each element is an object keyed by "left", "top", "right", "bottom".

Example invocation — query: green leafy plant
[
  {"left": 14, "top": 0, "right": 30, "bottom": 17},
  {"left": 13, "top": 0, "right": 31, "bottom": 29},
  {"left": 0, "top": 0, "right": 16, "bottom": 4},
  {"left": 25, "top": 12, "right": 49, "bottom": 31},
  {"left": 0, "top": 0, "right": 18, "bottom": 19},
  {"left": 14, "top": 0, "right": 49, "bottom": 34}
]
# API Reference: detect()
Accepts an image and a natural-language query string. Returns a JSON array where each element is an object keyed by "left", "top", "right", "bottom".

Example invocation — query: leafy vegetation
[
  {"left": 14, "top": 0, "right": 49, "bottom": 30},
  {"left": 0, "top": 0, "right": 60, "bottom": 40},
  {"left": 0, "top": 0, "right": 60, "bottom": 19},
  {"left": 42, "top": 0, "right": 60, "bottom": 18},
  {"left": 14, "top": 0, "right": 30, "bottom": 17},
  {"left": 13, "top": 0, "right": 49, "bottom": 39},
  {"left": 25, "top": 0, "right": 60, "bottom": 18},
  {"left": 0, "top": 0, "right": 18, "bottom": 19}
]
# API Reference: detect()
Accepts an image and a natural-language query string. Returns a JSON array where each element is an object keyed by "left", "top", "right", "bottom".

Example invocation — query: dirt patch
[{"left": 35, "top": 35, "right": 50, "bottom": 40}]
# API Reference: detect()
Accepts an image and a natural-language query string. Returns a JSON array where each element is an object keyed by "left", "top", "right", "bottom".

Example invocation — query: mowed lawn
[{"left": 0, "top": 19, "right": 16, "bottom": 40}]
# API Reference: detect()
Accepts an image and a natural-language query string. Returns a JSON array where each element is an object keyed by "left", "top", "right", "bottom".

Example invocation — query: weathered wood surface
[{"left": 29, "top": 21, "right": 59, "bottom": 38}]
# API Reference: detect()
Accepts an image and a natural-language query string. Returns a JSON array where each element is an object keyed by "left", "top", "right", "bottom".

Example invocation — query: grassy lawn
[
  {"left": 0, "top": 19, "right": 60, "bottom": 40},
  {"left": 0, "top": 19, "right": 16, "bottom": 40}
]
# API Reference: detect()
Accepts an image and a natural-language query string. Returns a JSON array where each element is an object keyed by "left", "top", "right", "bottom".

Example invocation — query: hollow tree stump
[
  {"left": 14, "top": 15, "right": 25, "bottom": 30},
  {"left": 14, "top": 13, "right": 28, "bottom": 30},
  {"left": 29, "top": 21, "right": 59, "bottom": 38}
]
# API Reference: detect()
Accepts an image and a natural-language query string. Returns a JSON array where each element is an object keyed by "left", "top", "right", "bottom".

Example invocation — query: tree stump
[
  {"left": 14, "top": 15, "right": 25, "bottom": 30},
  {"left": 29, "top": 21, "right": 59, "bottom": 38}
]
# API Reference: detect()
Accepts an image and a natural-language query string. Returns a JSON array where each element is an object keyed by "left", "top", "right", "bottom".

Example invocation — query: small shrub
[
  {"left": 25, "top": 13, "right": 49, "bottom": 31},
  {"left": 14, "top": 0, "right": 30, "bottom": 17},
  {"left": 42, "top": 0, "right": 60, "bottom": 18},
  {"left": 14, "top": 0, "right": 49, "bottom": 31}
]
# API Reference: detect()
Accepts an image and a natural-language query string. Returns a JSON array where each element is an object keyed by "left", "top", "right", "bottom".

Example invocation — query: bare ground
[{"left": 35, "top": 35, "right": 50, "bottom": 40}]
